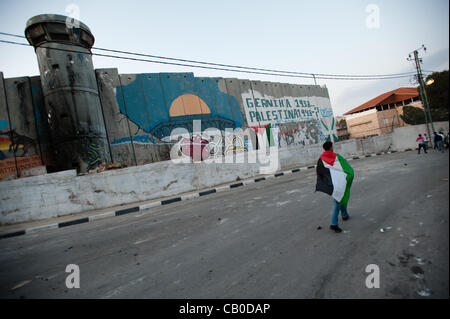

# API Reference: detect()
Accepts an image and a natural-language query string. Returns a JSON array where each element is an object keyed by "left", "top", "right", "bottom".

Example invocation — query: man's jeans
[
  {"left": 331, "top": 199, "right": 349, "bottom": 226},
  {"left": 437, "top": 141, "right": 444, "bottom": 152},
  {"left": 418, "top": 143, "right": 427, "bottom": 154}
]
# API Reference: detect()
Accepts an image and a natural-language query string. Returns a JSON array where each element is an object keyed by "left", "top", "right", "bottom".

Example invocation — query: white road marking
[{"left": 89, "top": 211, "right": 115, "bottom": 221}]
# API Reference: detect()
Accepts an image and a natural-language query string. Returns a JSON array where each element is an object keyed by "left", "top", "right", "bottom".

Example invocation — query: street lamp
[{"left": 426, "top": 78, "right": 435, "bottom": 86}]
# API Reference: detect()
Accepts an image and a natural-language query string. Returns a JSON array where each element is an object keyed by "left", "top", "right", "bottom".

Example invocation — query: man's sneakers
[
  {"left": 342, "top": 215, "right": 350, "bottom": 221},
  {"left": 329, "top": 225, "right": 343, "bottom": 233}
]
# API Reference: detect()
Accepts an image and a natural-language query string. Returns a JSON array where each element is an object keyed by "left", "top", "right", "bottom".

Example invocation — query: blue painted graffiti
[
  {"left": 320, "top": 108, "right": 334, "bottom": 118},
  {"left": 115, "top": 73, "right": 244, "bottom": 141},
  {"left": 111, "top": 135, "right": 158, "bottom": 146},
  {"left": 0, "top": 120, "right": 11, "bottom": 131}
]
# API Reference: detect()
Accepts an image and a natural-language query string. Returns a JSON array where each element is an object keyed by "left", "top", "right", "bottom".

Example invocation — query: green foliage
[
  {"left": 400, "top": 105, "right": 426, "bottom": 125},
  {"left": 424, "top": 70, "right": 449, "bottom": 121}
]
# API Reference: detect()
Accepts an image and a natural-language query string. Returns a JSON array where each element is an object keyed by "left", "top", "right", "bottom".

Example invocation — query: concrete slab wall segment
[
  {"left": 288, "top": 83, "right": 319, "bottom": 147},
  {"left": 118, "top": 73, "right": 150, "bottom": 165},
  {"left": 336, "top": 137, "right": 363, "bottom": 157},
  {"left": 391, "top": 121, "right": 449, "bottom": 150},
  {"left": 3, "top": 77, "right": 40, "bottom": 157},
  {"left": 309, "top": 85, "right": 327, "bottom": 142},
  {"left": 249, "top": 80, "right": 268, "bottom": 128},
  {"left": 360, "top": 133, "right": 393, "bottom": 154},
  {"left": 160, "top": 73, "right": 201, "bottom": 128},
  {"left": 236, "top": 79, "right": 255, "bottom": 126},
  {"left": 0, "top": 72, "right": 18, "bottom": 179},
  {"left": 221, "top": 79, "right": 245, "bottom": 129},
  {"left": 223, "top": 78, "right": 256, "bottom": 150},
  {"left": 138, "top": 73, "right": 172, "bottom": 162},
  {"left": 195, "top": 76, "right": 223, "bottom": 156},
  {"left": 195, "top": 77, "right": 221, "bottom": 122},
  {"left": 132, "top": 73, "right": 168, "bottom": 164},
  {"left": 96, "top": 68, "right": 135, "bottom": 166},
  {"left": 223, "top": 78, "right": 249, "bottom": 129},
  {"left": 29, "top": 76, "right": 54, "bottom": 168},
  {"left": 3, "top": 77, "right": 43, "bottom": 178}
]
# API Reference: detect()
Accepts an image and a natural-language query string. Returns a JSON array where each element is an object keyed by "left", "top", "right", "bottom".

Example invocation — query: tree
[
  {"left": 400, "top": 70, "right": 449, "bottom": 125},
  {"left": 424, "top": 70, "right": 449, "bottom": 122},
  {"left": 400, "top": 105, "right": 426, "bottom": 125}
]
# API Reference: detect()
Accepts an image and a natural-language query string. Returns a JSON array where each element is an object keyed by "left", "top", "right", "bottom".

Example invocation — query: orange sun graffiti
[{"left": 169, "top": 94, "right": 211, "bottom": 117}]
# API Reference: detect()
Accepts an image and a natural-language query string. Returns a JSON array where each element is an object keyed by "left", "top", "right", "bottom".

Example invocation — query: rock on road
[{"left": 0, "top": 150, "right": 448, "bottom": 298}]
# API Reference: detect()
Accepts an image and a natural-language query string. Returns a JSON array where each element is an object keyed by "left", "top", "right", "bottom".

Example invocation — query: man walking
[
  {"left": 416, "top": 134, "right": 427, "bottom": 154},
  {"left": 438, "top": 132, "right": 446, "bottom": 152},
  {"left": 434, "top": 132, "right": 444, "bottom": 152},
  {"left": 445, "top": 132, "right": 450, "bottom": 150},
  {"left": 433, "top": 132, "right": 439, "bottom": 150},
  {"left": 316, "top": 141, "right": 354, "bottom": 233},
  {"left": 424, "top": 133, "right": 429, "bottom": 152}
]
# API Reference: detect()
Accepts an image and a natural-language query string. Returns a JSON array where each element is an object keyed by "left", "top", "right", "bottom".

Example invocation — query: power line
[
  {"left": 91, "top": 45, "right": 418, "bottom": 79},
  {"left": 0, "top": 35, "right": 434, "bottom": 81},
  {"left": 0, "top": 31, "right": 422, "bottom": 78}
]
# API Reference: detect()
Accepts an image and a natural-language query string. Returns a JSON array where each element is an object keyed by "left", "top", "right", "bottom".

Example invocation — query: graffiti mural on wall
[
  {"left": 97, "top": 71, "right": 336, "bottom": 165},
  {"left": 0, "top": 75, "right": 52, "bottom": 180},
  {"left": 0, "top": 120, "right": 38, "bottom": 158},
  {"left": 110, "top": 73, "right": 247, "bottom": 161},
  {"left": 175, "top": 135, "right": 210, "bottom": 161},
  {"left": 0, "top": 129, "right": 38, "bottom": 156},
  {"left": 79, "top": 138, "right": 103, "bottom": 171},
  {"left": 242, "top": 87, "right": 337, "bottom": 148},
  {"left": 0, "top": 121, "right": 44, "bottom": 179},
  {"left": 224, "top": 134, "right": 249, "bottom": 155},
  {"left": 119, "top": 75, "right": 243, "bottom": 136},
  {"left": 320, "top": 117, "right": 339, "bottom": 142},
  {"left": 276, "top": 120, "right": 320, "bottom": 148}
]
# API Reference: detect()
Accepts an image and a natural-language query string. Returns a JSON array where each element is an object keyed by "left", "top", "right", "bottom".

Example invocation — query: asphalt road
[{"left": 0, "top": 150, "right": 448, "bottom": 299}]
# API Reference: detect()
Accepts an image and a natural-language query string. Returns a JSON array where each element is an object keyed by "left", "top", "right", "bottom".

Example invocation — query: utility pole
[{"left": 407, "top": 45, "right": 435, "bottom": 147}]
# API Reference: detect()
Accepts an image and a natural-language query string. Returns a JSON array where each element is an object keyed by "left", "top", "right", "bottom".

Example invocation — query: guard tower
[{"left": 25, "top": 14, "right": 110, "bottom": 172}]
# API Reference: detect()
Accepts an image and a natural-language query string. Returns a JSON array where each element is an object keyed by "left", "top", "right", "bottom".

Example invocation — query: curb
[{"left": 0, "top": 150, "right": 398, "bottom": 240}]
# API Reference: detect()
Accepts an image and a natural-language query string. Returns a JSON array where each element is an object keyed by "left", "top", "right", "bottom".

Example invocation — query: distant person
[
  {"left": 424, "top": 133, "right": 429, "bottom": 152},
  {"left": 316, "top": 141, "right": 354, "bottom": 233},
  {"left": 416, "top": 134, "right": 426, "bottom": 154},
  {"left": 439, "top": 132, "right": 446, "bottom": 152},
  {"left": 433, "top": 132, "right": 439, "bottom": 150},
  {"left": 434, "top": 132, "right": 444, "bottom": 152},
  {"left": 445, "top": 132, "right": 450, "bottom": 150}
]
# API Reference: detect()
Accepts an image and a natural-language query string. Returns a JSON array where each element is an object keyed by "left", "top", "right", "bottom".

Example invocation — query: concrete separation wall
[
  {"left": 1, "top": 122, "right": 447, "bottom": 225},
  {"left": 391, "top": 121, "right": 449, "bottom": 150},
  {"left": 1, "top": 136, "right": 373, "bottom": 225},
  {"left": 0, "top": 73, "right": 53, "bottom": 180},
  {"left": 279, "top": 138, "right": 363, "bottom": 169},
  {"left": 0, "top": 156, "right": 260, "bottom": 224}
]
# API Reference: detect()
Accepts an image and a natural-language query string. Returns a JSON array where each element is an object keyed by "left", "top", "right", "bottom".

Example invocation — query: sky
[{"left": 0, "top": 0, "right": 448, "bottom": 115}]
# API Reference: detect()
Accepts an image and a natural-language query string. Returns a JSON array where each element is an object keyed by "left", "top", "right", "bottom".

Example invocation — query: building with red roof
[{"left": 343, "top": 87, "right": 422, "bottom": 139}]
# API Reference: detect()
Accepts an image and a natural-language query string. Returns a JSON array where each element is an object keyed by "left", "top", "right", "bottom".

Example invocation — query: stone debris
[
  {"left": 10, "top": 280, "right": 32, "bottom": 291},
  {"left": 79, "top": 163, "right": 127, "bottom": 175},
  {"left": 417, "top": 288, "right": 431, "bottom": 297}
]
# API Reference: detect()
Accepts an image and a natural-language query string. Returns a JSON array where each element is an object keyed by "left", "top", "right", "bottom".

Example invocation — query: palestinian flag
[{"left": 316, "top": 151, "right": 354, "bottom": 207}]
